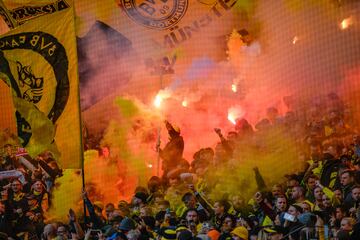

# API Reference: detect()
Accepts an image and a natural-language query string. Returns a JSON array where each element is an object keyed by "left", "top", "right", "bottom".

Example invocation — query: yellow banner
[
  {"left": 0, "top": 1, "right": 82, "bottom": 169},
  {"left": 0, "top": 0, "right": 18, "bottom": 29},
  {"left": 74, "top": 0, "right": 252, "bottom": 73},
  {"left": 1, "top": 0, "right": 71, "bottom": 27}
]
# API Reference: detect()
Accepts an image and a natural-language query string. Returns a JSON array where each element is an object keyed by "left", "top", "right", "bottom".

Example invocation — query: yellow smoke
[
  {"left": 81, "top": 98, "right": 159, "bottom": 204},
  {"left": 206, "top": 126, "right": 303, "bottom": 202},
  {"left": 46, "top": 169, "right": 83, "bottom": 223}
]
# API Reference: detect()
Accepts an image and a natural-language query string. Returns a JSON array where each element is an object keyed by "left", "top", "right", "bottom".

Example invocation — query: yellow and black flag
[
  {"left": 0, "top": 0, "right": 18, "bottom": 29},
  {"left": 0, "top": 0, "right": 82, "bottom": 169},
  {"left": 0, "top": 0, "right": 70, "bottom": 28}
]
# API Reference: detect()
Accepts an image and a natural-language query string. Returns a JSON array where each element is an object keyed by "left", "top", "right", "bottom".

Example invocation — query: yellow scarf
[
  {"left": 13, "top": 192, "right": 25, "bottom": 202},
  {"left": 33, "top": 190, "right": 41, "bottom": 196}
]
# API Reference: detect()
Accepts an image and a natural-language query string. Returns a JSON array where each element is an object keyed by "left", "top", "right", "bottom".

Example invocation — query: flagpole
[
  {"left": 156, "top": 70, "right": 163, "bottom": 177},
  {"left": 156, "top": 127, "right": 161, "bottom": 177},
  {"left": 70, "top": 4, "right": 87, "bottom": 224}
]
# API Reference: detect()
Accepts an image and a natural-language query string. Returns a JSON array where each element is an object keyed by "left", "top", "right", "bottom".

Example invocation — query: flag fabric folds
[
  {"left": 83, "top": 0, "right": 250, "bottom": 70},
  {"left": 0, "top": 0, "right": 82, "bottom": 169}
]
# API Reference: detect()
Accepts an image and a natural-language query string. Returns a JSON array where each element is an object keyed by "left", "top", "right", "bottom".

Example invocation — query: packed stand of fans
[
  {"left": 0, "top": 132, "right": 63, "bottom": 239},
  {"left": 1, "top": 92, "right": 360, "bottom": 240}
]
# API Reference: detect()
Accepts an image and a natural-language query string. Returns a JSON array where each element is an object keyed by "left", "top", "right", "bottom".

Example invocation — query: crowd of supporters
[
  {"left": 1, "top": 92, "right": 360, "bottom": 240},
  {"left": 0, "top": 139, "right": 62, "bottom": 239}
]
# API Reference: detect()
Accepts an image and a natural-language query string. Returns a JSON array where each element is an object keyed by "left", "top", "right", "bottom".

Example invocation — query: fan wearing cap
[
  {"left": 261, "top": 226, "right": 285, "bottom": 240},
  {"left": 177, "top": 229, "right": 202, "bottom": 240},
  {"left": 131, "top": 191, "right": 149, "bottom": 215},
  {"left": 158, "top": 227, "right": 177, "bottom": 240},
  {"left": 231, "top": 226, "right": 248, "bottom": 240},
  {"left": 118, "top": 217, "right": 136, "bottom": 234},
  {"left": 158, "top": 211, "right": 178, "bottom": 239},
  {"left": 158, "top": 120, "right": 184, "bottom": 179}
]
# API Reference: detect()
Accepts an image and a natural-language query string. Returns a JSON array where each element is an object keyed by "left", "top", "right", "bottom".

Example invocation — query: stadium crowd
[{"left": 1, "top": 92, "right": 360, "bottom": 240}]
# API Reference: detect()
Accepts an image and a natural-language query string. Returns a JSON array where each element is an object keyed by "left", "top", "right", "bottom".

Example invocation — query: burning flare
[
  {"left": 153, "top": 88, "right": 172, "bottom": 108},
  {"left": 228, "top": 112, "right": 237, "bottom": 125},
  {"left": 231, "top": 84, "right": 237, "bottom": 93},
  {"left": 182, "top": 100, "right": 188, "bottom": 107},
  {"left": 154, "top": 95, "right": 162, "bottom": 108},
  {"left": 292, "top": 36, "right": 299, "bottom": 44},
  {"left": 340, "top": 17, "right": 353, "bottom": 30},
  {"left": 227, "top": 105, "right": 245, "bottom": 125}
]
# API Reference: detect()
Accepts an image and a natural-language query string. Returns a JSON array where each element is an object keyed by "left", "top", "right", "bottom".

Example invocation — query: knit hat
[
  {"left": 207, "top": 229, "right": 220, "bottom": 240},
  {"left": 159, "top": 227, "right": 177, "bottom": 240},
  {"left": 134, "top": 192, "right": 148, "bottom": 203},
  {"left": 231, "top": 226, "right": 248, "bottom": 239},
  {"left": 118, "top": 217, "right": 136, "bottom": 231},
  {"left": 178, "top": 230, "right": 193, "bottom": 240}
]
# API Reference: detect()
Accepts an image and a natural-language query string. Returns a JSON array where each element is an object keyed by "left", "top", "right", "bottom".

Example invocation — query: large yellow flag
[
  {"left": 0, "top": 0, "right": 82, "bottom": 169},
  {"left": 75, "top": 0, "right": 253, "bottom": 71}
]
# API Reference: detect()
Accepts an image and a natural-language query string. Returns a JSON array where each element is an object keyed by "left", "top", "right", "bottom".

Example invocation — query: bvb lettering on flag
[{"left": 0, "top": 0, "right": 82, "bottom": 169}]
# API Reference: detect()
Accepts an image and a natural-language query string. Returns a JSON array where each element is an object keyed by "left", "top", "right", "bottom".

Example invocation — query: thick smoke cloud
[{"left": 1, "top": 0, "right": 360, "bottom": 218}]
